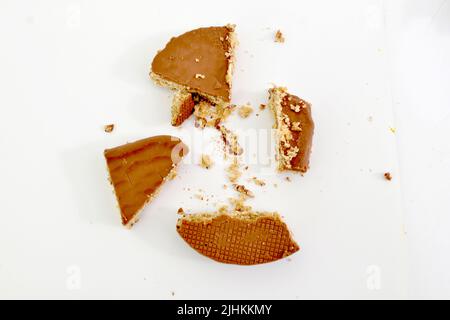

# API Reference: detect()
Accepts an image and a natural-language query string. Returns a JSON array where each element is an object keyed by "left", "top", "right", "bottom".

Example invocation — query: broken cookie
[
  {"left": 177, "top": 211, "right": 299, "bottom": 265},
  {"left": 104, "top": 135, "right": 189, "bottom": 227},
  {"left": 151, "top": 25, "right": 237, "bottom": 126},
  {"left": 269, "top": 87, "right": 314, "bottom": 173}
]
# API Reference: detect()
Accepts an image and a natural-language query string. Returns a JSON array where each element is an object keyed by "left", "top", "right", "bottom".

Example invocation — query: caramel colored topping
[
  {"left": 280, "top": 93, "right": 314, "bottom": 172},
  {"left": 151, "top": 26, "right": 234, "bottom": 102},
  {"left": 177, "top": 212, "right": 300, "bottom": 265},
  {"left": 269, "top": 87, "right": 314, "bottom": 173},
  {"left": 104, "top": 136, "right": 189, "bottom": 226}
]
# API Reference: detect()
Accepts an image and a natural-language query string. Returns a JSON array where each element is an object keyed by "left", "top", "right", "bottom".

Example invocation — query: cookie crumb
[
  {"left": 233, "top": 184, "right": 254, "bottom": 198},
  {"left": 218, "top": 205, "right": 229, "bottom": 215},
  {"left": 384, "top": 172, "right": 392, "bottom": 181},
  {"left": 275, "top": 30, "right": 285, "bottom": 43},
  {"left": 177, "top": 208, "right": 185, "bottom": 215},
  {"left": 195, "top": 73, "right": 206, "bottom": 79},
  {"left": 389, "top": 127, "right": 397, "bottom": 134},
  {"left": 104, "top": 124, "right": 114, "bottom": 133},
  {"left": 219, "top": 125, "right": 243, "bottom": 156},
  {"left": 259, "top": 104, "right": 266, "bottom": 110},
  {"left": 195, "top": 58, "right": 200, "bottom": 63},
  {"left": 194, "top": 194, "right": 204, "bottom": 201},
  {"left": 285, "top": 177, "right": 291, "bottom": 182},
  {"left": 250, "top": 177, "right": 266, "bottom": 186},
  {"left": 167, "top": 169, "right": 177, "bottom": 180},
  {"left": 238, "top": 104, "right": 253, "bottom": 118},
  {"left": 194, "top": 102, "right": 235, "bottom": 129},
  {"left": 229, "top": 194, "right": 252, "bottom": 212},
  {"left": 227, "top": 157, "right": 241, "bottom": 183},
  {"left": 200, "top": 154, "right": 214, "bottom": 169}
]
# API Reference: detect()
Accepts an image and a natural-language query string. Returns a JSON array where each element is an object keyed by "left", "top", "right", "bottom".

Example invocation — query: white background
[
  {"left": 0, "top": 0, "right": 449, "bottom": 299},
  {"left": 386, "top": 0, "right": 450, "bottom": 299}
]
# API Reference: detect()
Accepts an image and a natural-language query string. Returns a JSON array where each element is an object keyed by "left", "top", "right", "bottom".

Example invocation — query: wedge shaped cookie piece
[
  {"left": 151, "top": 24, "right": 236, "bottom": 104},
  {"left": 171, "top": 90, "right": 196, "bottom": 127},
  {"left": 151, "top": 25, "right": 237, "bottom": 126},
  {"left": 177, "top": 211, "right": 299, "bottom": 265},
  {"left": 105, "top": 136, "right": 188, "bottom": 227},
  {"left": 269, "top": 87, "right": 314, "bottom": 173}
]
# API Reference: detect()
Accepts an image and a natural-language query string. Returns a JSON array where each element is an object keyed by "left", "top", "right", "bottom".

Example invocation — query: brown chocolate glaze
[
  {"left": 152, "top": 26, "right": 232, "bottom": 102},
  {"left": 104, "top": 136, "right": 188, "bottom": 225},
  {"left": 281, "top": 94, "right": 314, "bottom": 172},
  {"left": 177, "top": 214, "right": 299, "bottom": 265}
]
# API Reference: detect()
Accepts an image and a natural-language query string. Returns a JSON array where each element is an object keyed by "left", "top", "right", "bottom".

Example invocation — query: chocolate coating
[
  {"left": 104, "top": 136, "right": 188, "bottom": 226},
  {"left": 152, "top": 26, "right": 233, "bottom": 102}
]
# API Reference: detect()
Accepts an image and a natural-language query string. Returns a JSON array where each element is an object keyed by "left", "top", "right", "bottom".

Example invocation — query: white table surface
[
  {"left": 0, "top": 0, "right": 449, "bottom": 299},
  {"left": 386, "top": 0, "right": 450, "bottom": 299}
]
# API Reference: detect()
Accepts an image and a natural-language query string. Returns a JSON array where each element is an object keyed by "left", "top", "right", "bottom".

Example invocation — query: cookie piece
[
  {"left": 177, "top": 211, "right": 299, "bottom": 265},
  {"left": 269, "top": 86, "right": 314, "bottom": 172},
  {"left": 105, "top": 136, "right": 188, "bottom": 227}
]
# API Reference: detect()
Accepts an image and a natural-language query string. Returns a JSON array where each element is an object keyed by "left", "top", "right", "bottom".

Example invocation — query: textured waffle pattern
[
  {"left": 177, "top": 214, "right": 299, "bottom": 265},
  {"left": 172, "top": 91, "right": 195, "bottom": 126}
]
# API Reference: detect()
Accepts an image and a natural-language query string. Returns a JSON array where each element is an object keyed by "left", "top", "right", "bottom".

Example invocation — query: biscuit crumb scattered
[
  {"left": 177, "top": 208, "right": 185, "bottom": 215},
  {"left": 219, "top": 125, "right": 243, "bottom": 156},
  {"left": 218, "top": 205, "right": 229, "bottom": 214},
  {"left": 200, "top": 154, "right": 214, "bottom": 169},
  {"left": 194, "top": 194, "right": 204, "bottom": 201},
  {"left": 384, "top": 172, "right": 392, "bottom": 181},
  {"left": 227, "top": 157, "right": 241, "bottom": 183},
  {"left": 167, "top": 169, "right": 177, "bottom": 180},
  {"left": 285, "top": 177, "right": 291, "bottom": 182},
  {"left": 275, "top": 30, "right": 285, "bottom": 43},
  {"left": 259, "top": 104, "right": 266, "bottom": 110},
  {"left": 223, "top": 184, "right": 228, "bottom": 189},
  {"left": 233, "top": 184, "right": 254, "bottom": 198},
  {"left": 195, "top": 58, "right": 200, "bottom": 63},
  {"left": 195, "top": 102, "right": 235, "bottom": 128},
  {"left": 104, "top": 124, "right": 114, "bottom": 133},
  {"left": 195, "top": 73, "right": 206, "bottom": 79},
  {"left": 250, "top": 177, "right": 266, "bottom": 186},
  {"left": 238, "top": 104, "right": 253, "bottom": 118},
  {"left": 229, "top": 194, "right": 252, "bottom": 212},
  {"left": 389, "top": 127, "right": 396, "bottom": 134}
]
